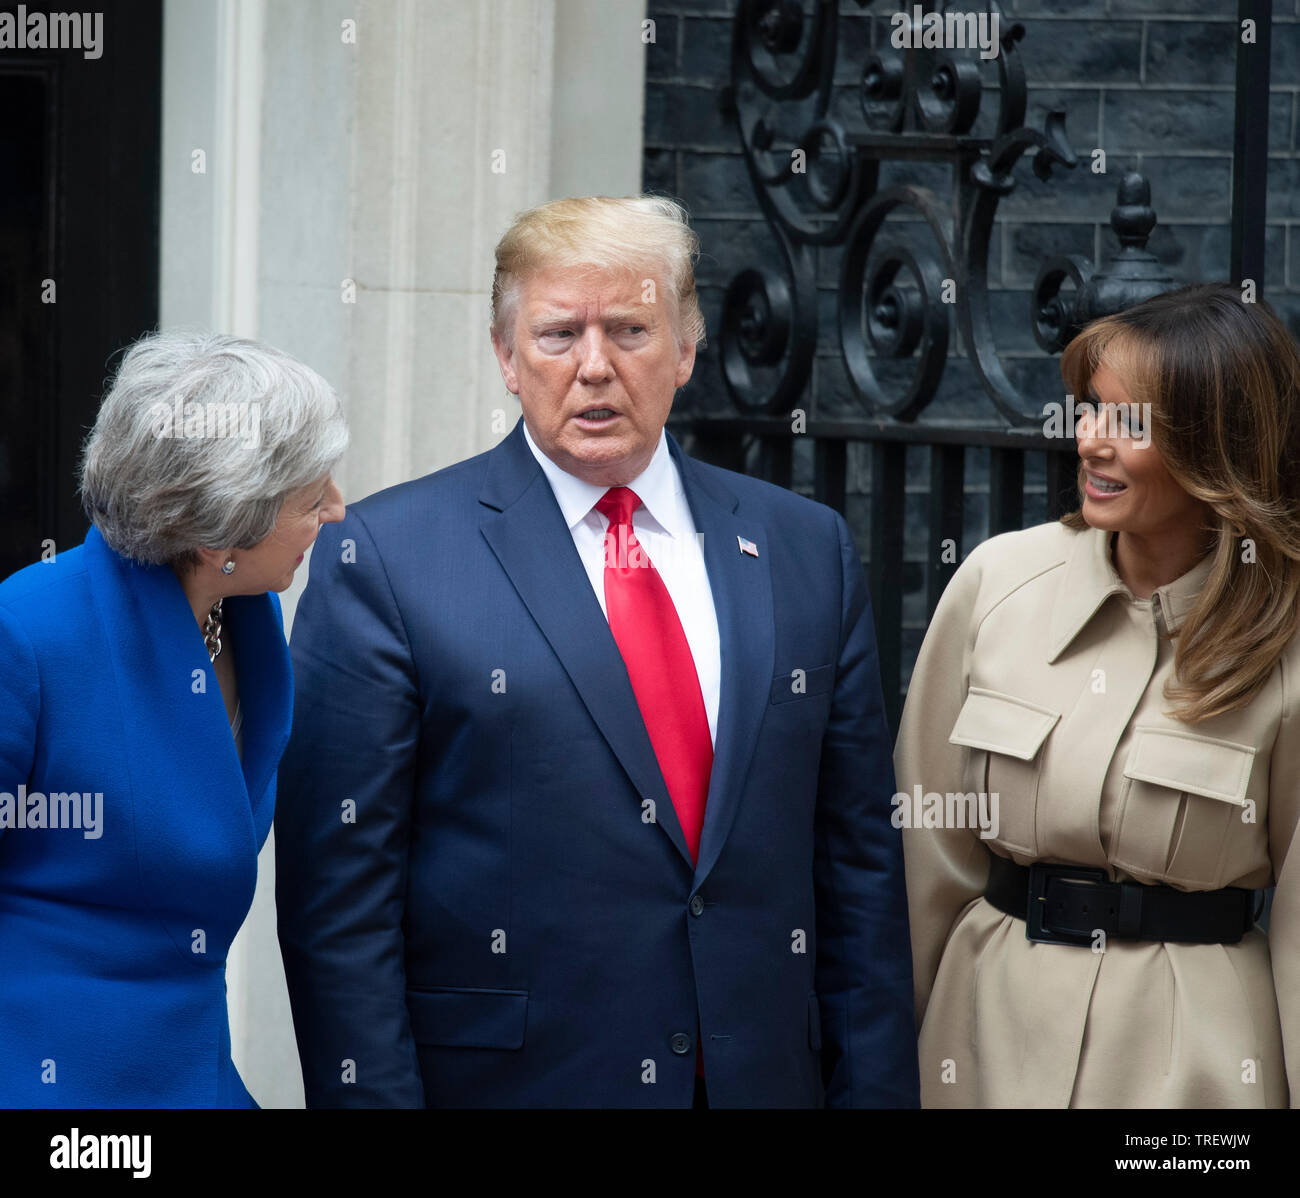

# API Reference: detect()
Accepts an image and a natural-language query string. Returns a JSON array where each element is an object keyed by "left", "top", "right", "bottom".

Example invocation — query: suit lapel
[
  {"left": 479, "top": 422, "right": 693, "bottom": 868},
  {"left": 82, "top": 527, "right": 288, "bottom": 849},
  {"left": 226, "top": 591, "right": 293, "bottom": 843},
  {"left": 479, "top": 421, "right": 776, "bottom": 879},
  {"left": 669, "top": 438, "right": 774, "bottom": 884}
]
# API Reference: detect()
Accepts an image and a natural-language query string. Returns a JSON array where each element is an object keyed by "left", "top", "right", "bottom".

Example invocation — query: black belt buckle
[{"left": 1025, "top": 863, "right": 1112, "bottom": 946}]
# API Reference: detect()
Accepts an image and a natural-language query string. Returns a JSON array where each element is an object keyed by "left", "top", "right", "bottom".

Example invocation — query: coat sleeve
[
  {"left": 894, "top": 543, "right": 994, "bottom": 1031},
  {"left": 0, "top": 603, "right": 39, "bottom": 834},
  {"left": 274, "top": 510, "right": 425, "bottom": 1107},
  {"left": 812, "top": 510, "right": 921, "bottom": 1108},
  {"left": 1266, "top": 640, "right": 1300, "bottom": 1107}
]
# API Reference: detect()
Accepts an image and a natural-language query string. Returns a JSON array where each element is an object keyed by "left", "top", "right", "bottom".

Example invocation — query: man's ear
[
  {"left": 491, "top": 329, "right": 521, "bottom": 395},
  {"left": 674, "top": 336, "right": 697, "bottom": 390}
]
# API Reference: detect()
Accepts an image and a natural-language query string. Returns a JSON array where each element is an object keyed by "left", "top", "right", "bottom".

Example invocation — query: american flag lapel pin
[{"left": 737, "top": 535, "right": 759, "bottom": 558}]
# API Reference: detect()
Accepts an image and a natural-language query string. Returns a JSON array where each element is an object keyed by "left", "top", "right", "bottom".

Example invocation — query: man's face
[{"left": 491, "top": 265, "right": 696, "bottom": 486}]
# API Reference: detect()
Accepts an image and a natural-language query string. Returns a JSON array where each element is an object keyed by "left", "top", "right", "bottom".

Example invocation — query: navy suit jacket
[
  {"left": 276, "top": 418, "right": 919, "bottom": 1108},
  {"left": 0, "top": 526, "right": 291, "bottom": 1107}
]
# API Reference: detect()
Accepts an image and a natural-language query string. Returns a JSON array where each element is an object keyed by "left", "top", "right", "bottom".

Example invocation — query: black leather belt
[{"left": 985, "top": 854, "right": 1258, "bottom": 946}]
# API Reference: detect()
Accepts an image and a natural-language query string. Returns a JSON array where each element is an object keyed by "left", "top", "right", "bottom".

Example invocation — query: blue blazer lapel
[
  {"left": 225, "top": 591, "right": 293, "bottom": 844},
  {"left": 82, "top": 526, "right": 289, "bottom": 852},
  {"left": 668, "top": 435, "right": 775, "bottom": 884},
  {"left": 478, "top": 421, "right": 694, "bottom": 869}
]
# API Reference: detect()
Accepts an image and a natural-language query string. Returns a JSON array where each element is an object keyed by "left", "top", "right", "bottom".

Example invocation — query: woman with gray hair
[{"left": 0, "top": 329, "right": 347, "bottom": 1108}]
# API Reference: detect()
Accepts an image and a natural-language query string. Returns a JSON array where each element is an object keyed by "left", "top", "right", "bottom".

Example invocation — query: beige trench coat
[{"left": 896, "top": 521, "right": 1300, "bottom": 1107}]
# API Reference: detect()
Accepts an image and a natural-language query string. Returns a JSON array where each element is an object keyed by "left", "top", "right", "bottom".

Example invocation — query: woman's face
[
  {"left": 230, "top": 474, "right": 345, "bottom": 594},
  {"left": 1075, "top": 365, "right": 1204, "bottom": 537}
]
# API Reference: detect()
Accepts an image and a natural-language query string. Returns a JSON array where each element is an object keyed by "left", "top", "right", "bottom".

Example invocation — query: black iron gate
[{"left": 670, "top": 0, "right": 1273, "bottom": 730}]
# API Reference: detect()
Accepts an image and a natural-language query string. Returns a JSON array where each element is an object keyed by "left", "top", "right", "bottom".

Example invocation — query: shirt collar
[
  {"left": 1048, "top": 524, "right": 1216, "bottom": 662},
  {"left": 521, "top": 419, "right": 686, "bottom": 537}
]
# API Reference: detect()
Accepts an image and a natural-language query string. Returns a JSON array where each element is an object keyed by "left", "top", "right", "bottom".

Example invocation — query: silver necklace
[{"left": 203, "top": 599, "right": 224, "bottom": 663}]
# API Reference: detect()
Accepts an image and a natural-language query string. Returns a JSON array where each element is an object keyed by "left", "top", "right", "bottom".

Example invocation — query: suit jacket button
[
  {"left": 670, "top": 1032, "right": 692, "bottom": 1055},
  {"left": 689, "top": 894, "right": 705, "bottom": 917}
]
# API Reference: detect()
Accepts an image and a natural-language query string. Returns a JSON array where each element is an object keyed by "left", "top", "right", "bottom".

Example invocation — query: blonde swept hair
[
  {"left": 490, "top": 195, "right": 706, "bottom": 349},
  {"left": 1060, "top": 282, "right": 1300, "bottom": 723}
]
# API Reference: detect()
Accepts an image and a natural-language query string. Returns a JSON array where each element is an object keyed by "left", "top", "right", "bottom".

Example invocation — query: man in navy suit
[{"left": 275, "top": 195, "right": 919, "bottom": 1108}]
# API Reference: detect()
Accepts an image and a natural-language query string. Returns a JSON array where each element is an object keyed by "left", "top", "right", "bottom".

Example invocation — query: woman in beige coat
[{"left": 897, "top": 281, "right": 1300, "bottom": 1107}]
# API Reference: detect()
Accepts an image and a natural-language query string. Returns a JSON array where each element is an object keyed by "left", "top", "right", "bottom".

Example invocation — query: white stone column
[
  {"left": 336, "top": 0, "right": 556, "bottom": 510},
  {"left": 162, "top": 0, "right": 648, "bottom": 1108},
  {"left": 159, "top": 0, "right": 264, "bottom": 335}
]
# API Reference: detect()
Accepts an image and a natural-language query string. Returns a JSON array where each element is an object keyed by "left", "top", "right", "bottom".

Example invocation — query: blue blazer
[
  {"left": 276, "top": 419, "right": 919, "bottom": 1108},
  {"left": 0, "top": 526, "right": 292, "bottom": 1108}
]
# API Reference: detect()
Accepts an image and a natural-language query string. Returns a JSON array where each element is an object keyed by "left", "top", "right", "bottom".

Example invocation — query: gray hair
[{"left": 80, "top": 329, "right": 350, "bottom": 568}]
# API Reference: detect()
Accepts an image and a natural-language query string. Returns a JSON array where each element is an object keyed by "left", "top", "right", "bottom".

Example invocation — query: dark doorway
[{"left": 0, "top": 0, "right": 161, "bottom": 581}]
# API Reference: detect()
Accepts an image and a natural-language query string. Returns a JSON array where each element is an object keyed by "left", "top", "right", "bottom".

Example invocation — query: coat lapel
[
  {"left": 669, "top": 438, "right": 774, "bottom": 884},
  {"left": 82, "top": 526, "right": 289, "bottom": 851},
  {"left": 225, "top": 590, "right": 293, "bottom": 844},
  {"left": 478, "top": 422, "right": 693, "bottom": 868}
]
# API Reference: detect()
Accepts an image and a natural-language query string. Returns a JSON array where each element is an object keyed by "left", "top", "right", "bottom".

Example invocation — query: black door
[{"left": 0, "top": 0, "right": 161, "bottom": 580}]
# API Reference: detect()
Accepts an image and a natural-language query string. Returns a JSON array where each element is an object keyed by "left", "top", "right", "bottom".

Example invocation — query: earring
[{"left": 221, "top": 560, "right": 236, "bottom": 575}]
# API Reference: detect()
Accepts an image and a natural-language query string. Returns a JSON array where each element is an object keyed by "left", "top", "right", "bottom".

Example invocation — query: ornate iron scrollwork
[
  {"left": 717, "top": 0, "right": 1169, "bottom": 427},
  {"left": 1035, "top": 171, "right": 1173, "bottom": 350},
  {"left": 838, "top": 185, "right": 953, "bottom": 420}
]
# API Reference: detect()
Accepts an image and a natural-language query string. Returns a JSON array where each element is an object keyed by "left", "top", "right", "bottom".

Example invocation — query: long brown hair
[{"left": 1059, "top": 282, "right": 1300, "bottom": 723}]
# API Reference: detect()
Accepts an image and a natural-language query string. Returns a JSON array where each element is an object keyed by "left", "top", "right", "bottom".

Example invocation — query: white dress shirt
[{"left": 522, "top": 420, "right": 722, "bottom": 745}]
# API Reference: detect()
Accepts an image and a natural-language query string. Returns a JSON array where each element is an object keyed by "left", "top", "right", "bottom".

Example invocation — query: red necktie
[{"left": 595, "top": 486, "right": 713, "bottom": 864}]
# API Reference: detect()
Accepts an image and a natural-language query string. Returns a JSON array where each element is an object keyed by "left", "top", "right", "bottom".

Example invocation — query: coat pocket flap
[
  {"left": 406, "top": 987, "right": 528, "bottom": 1049},
  {"left": 947, "top": 687, "right": 1060, "bottom": 761},
  {"left": 1122, "top": 728, "right": 1256, "bottom": 805}
]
